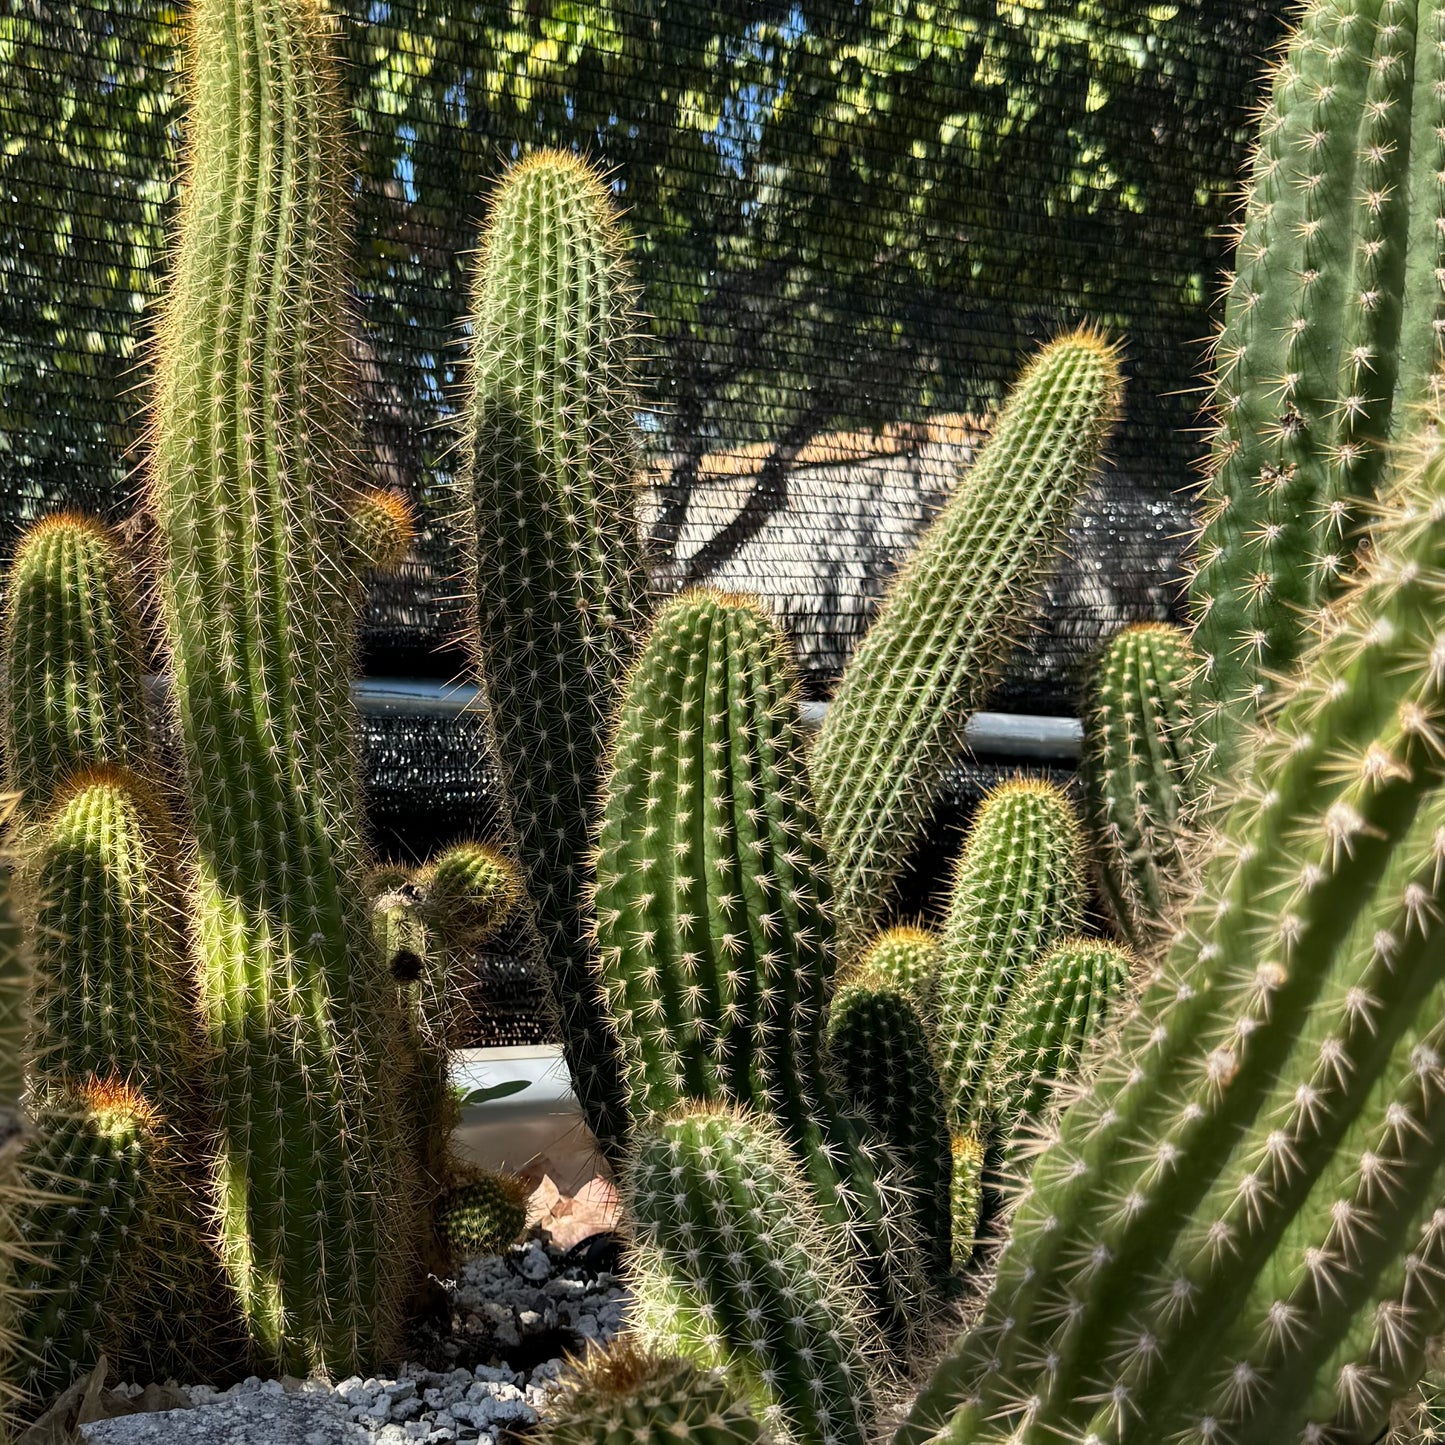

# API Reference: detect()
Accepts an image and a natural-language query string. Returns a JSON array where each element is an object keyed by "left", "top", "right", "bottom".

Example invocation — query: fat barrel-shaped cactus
[
  {"left": 898, "top": 416, "right": 1445, "bottom": 1445},
  {"left": 811, "top": 331, "right": 1122, "bottom": 952},
  {"left": 148, "top": 0, "right": 409, "bottom": 1373},
  {"left": 595, "top": 589, "right": 926, "bottom": 1340},
  {"left": 625, "top": 1107, "right": 876, "bottom": 1445},
  {"left": 1189, "top": 0, "right": 1445, "bottom": 791},
  {"left": 461, "top": 150, "right": 651, "bottom": 1159},
  {"left": 1080, "top": 623, "right": 1195, "bottom": 953},
  {"left": 933, "top": 780, "right": 1086, "bottom": 1131},
  {"left": 2, "top": 514, "right": 151, "bottom": 810}
]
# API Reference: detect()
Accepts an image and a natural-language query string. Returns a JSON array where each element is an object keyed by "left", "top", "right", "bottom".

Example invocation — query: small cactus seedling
[
  {"left": 347, "top": 486, "right": 416, "bottom": 574},
  {"left": 439, "top": 1171, "right": 531, "bottom": 1260},
  {"left": 1189, "top": 0, "right": 1445, "bottom": 790},
  {"left": 595, "top": 589, "right": 927, "bottom": 1340},
  {"left": 420, "top": 841, "right": 525, "bottom": 950},
  {"left": 898, "top": 416, "right": 1445, "bottom": 1445},
  {"left": 840, "top": 925, "right": 939, "bottom": 1001},
  {"left": 933, "top": 780, "right": 1086, "bottom": 1131},
  {"left": 625, "top": 1107, "right": 877, "bottom": 1445},
  {"left": 2, "top": 514, "right": 151, "bottom": 810},
  {"left": 811, "top": 331, "right": 1122, "bottom": 952},
  {"left": 542, "top": 1341, "right": 766, "bottom": 1445},
  {"left": 949, "top": 1132, "right": 984, "bottom": 1272},
  {"left": 825, "top": 977, "right": 952, "bottom": 1280},
  {"left": 1080, "top": 623, "right": 1195, "bottom": 953},
  {"left": 462, "top": 149, "right": 652, "bottom": 1159}
]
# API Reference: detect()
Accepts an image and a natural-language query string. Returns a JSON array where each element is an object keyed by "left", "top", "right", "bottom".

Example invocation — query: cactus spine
[
  {"left": 625, "top": 1107, "right": 876, "bottom": 1445},
  {"left": 595, "top": 589, "right": 925, "bottom": 1339},
  {"left": 1189, "top": 0, "right": 1445, "bottom": 789},
  {"left": 462, "top": 150, "right": 651, "bottom": 1159},
  {"left": 148, "top": 0, "right": 408, "bottom": 1373},
  {"left": 438, "top": 1170, "right": 530, "bottom": 1260},
  {"left": 543, "top": 1342, "right": 766, "bottom": 1445},
  {"left": 900, "top": 417, "right": 1445, "bottom": 1445},
  {"left": 1080, "top": 623, "right": 1195, "bottom": 953},
  {"left": 811, "top": 332, "right": 1122, "bottom": 951},
  {"left": 933, "top": 780, "right": 1086, "bottom": 1131},
  {"left": 825, "top": 978, "right": 952, "bottom": 1280},
  {"left": 2, "top": 515, "right": 150, "bottom": 810}
]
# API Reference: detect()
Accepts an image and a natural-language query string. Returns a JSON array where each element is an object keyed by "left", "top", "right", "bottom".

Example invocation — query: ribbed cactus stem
[
  {"left": 1080, "top": 623, "right": 1195, "bottom": 953},
  {"left": 596, "top": 589, "right": 926, "bottom": 1339},
  {"left": 811, "top": 331, "right": 1122, "bottom": 951},
  {"left": 933, "top": 780, "right": 1086, "bottom": 1131},
  {"left": 148, "top": 0, "right": 407, "bottom": 1373},
  {"left": 825, "top": 977, "right": 952, "bottom": 1279},
  {"left": 26, "top": 770, "right": 201, "bottom": 1108},
  {"left": 2, "top": 514, "right": 150, "bottom": 810},
  {"left": 901, "top": 416, "right": 1445, "bottom": 1445},
  {"left": 347, "top": 486, "right": 416, "bottom": 574},
  {"left": 462, "top": 150, "right": 651, "bottom": 1158},
  {"left": 625, "top": 1107, "right": 877, "bottom": 1445},
  {"left": 840, "top": 925, "right": 938, "bottom": 1000},
  {"left": 543, "top": 1342, "right": 766, "bottom": 1445},
  {"left": 949, "top": 1132, "right": 983, "bottom": 1272},
  {"left": 421, "top": 841, "right": 525, "bottom": 949},
  {"left": 439, "top": 1170, "right": 530, "bottom": 1260},
  {"left": 1189, "top": 0, "right": 1445, "bottom": 788}
]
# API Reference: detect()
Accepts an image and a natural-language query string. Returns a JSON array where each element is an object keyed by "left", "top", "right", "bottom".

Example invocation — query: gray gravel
[{"left": 84, "top": 1235, "right": 628, "bottom": 1445}]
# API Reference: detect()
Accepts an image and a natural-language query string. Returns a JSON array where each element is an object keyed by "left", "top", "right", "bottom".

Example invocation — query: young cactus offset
[
  {"left": 1189, "top": 0, "right": 1445, "bottom": 790},
  {"left": 595, "top": 589, "right": 927, "bottom": 1339},
  {"left": 438, "top": 1170, "right": 530, "bottom": 1260},
  {"left": 811, "top": 331, "right": 1122, "bottom": 952},
  {"left": 1080, "top": 623, "right": 1195, "bottom": 952},
  {"left": 625, "top": 1107, "right": 877, "bottom": 1445},
  {"left": 542, "top": 1341, "right": 766, "bottom": 1445},
  {"left": 825, "top": 977, "right": 952, "bottom": 1280},
  {"left": 899, "top": 417, "right": 1445, "bottom": 1445},
  {"left": 2, "top": 514, "right": 151, "bottom": 809},
  {"left": 26, "top": 770, "right": 201, "bottom": 1108},
  {"left": 148, "top": 0, "right": 409, "bottom": 1373},
  {"left": 949, "top": 1132, "right": 984, "bottom": 1271},
  {"left": 841, "top": 925, "right": 939, "bottom": 1000},
  {"left": 462, "top": 150, "right": 651, "bottom": 1159},
  {"left": 933, "top": 779, "right": 1086, "bottom": 1131},
  {"left": 421, "top": 841, "right": 525, "bottom": 950}
]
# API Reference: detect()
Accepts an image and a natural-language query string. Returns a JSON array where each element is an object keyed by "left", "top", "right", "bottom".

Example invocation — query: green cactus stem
[
  {"left": 625, "top": 1107, "right": 877, "bottom": 1445},
  {"left": 949, "top": 1132, "right": 984, "bottom": 1272},
  {"left": 462, "top": 150, "right": 651, "bottom": 1159},
  {"left": 420, "top": 841, "right": 525, "bottom": 950},
  {"left": 439, "top": 1170, "right": 531, "bottom": 1260},
  {"left": 933, "top": 779, "right": 1086, "bottom": 1132},
  {"left": 26, "top": 769, "right": 202, "bottom": 1109},
  {"left": 825, "top": 977, "right": 952, "bottom": 1280},
  {"left": 347, "top": 486, "right": 415, "bottom": 575},
  {"left": 899, "top": 417, "right": 1445, "bottom": 1445},
  {"left": 543, "top": 1341, "right": 766, "bottom": 1445},
  {"left": 1189, "top": 0, "right": 1445, "bottom": 791},
  {"left": 811, "top": 331, "right": 1123, "bottom": 952},
  {"left": 840, "top": 925, "right": 939, "bottom": 1000},
  {"left": 2, "top": 514, "right": 150, "bottom": 810},
  {"left": 595, "top": 589, "right": 926, "bottom": 1340},
  {"left": 148, "top": 0, "right": 409, "bottom": 1374},
  {"left": 1080, "top": 623, "right": 1195, "bottom": 953}
]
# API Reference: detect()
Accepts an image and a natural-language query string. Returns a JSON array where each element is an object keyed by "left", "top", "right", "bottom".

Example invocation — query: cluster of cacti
[
  {"left": 438, "top": 1170, "right": 531, "bottom": 1260},
  {"left": 542, "top": 1342, "right": 766, "bottom": 1445},
  {"left": 593, "top": 588, "right": 926, "bottom": 1341},
  {"left": 1187, "top": 0, "right": 1445, "bottom": 793},
  {"left": 1080, "top": 622, "right": 1194, "bottom": 952},
  {"left": 900, "top": 415, "right": 1445, "bottom": 1445},
  {"left": 810, "top": 331, "right": 1123, "bottom": 952},
  {"left": 461, "top": 149, "right": 652, "bottom": 1162},
  {"left": 625, "top": 1107, "right": 877, "bottom": 1445}
]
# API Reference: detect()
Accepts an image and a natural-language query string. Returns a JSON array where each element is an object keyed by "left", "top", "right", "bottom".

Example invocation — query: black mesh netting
[{"left": 3, "top": 0, "right": 1286, "bottom": 1039}]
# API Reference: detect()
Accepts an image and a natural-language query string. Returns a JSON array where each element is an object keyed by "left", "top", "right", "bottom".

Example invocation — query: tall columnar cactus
[
  {"left": 8, "top": 1081, "right": 158, "bottom": 1419},
  {"left": 595, "top": 589, "right": 926, "bottom": 1339},
  {"left": 625, "top": 1108, "right": 877, "bottom": 1445},
  {"left": 27, "top": 770, "right": 201, "bottom": 1108},
  {"left": 1188, "top": 0, "right": 1445, "bottom": 791},
  {"left": 841, "top": 925, "right": 939, "bottom": 1000},
  {"left": 1, "top": 514, "right": 150, "bottom": 809},
  {"left": 462, "top": 150, "right": 651, "bottom": 1158},
  {"left": 899, "top": 418, "right": 1445, "bottom": 1445},
  {"left": 810, "top": 332, "right": 1122, "bottom": 951},
  {"left": 148, "top": 0, "right": 408, "bottom": 1373},
  {"left": 1080, "top": 623, "right": 1195, "bottom": 953},
  {"left": 933, "top": 780, "right": 1086, "bottom": 1131},
  {"left": 825, "top": 978, "right": 952, "bottom": 1279},
  {"left": 543, "top": 1341, "right": 766, "bottom": 1445}
]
